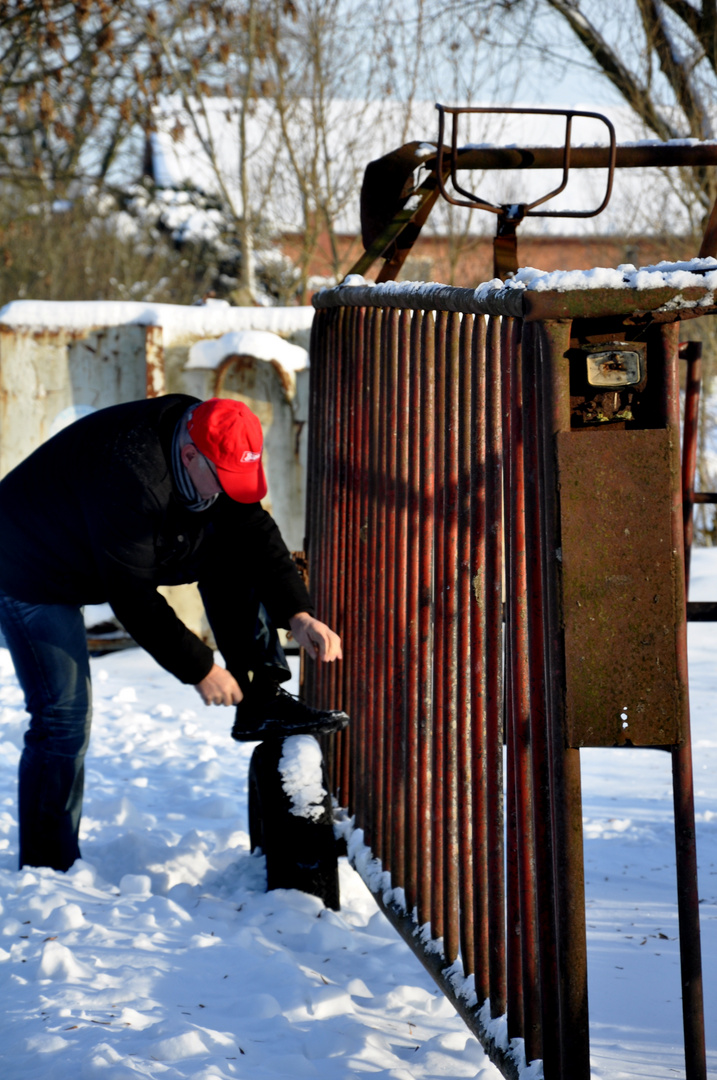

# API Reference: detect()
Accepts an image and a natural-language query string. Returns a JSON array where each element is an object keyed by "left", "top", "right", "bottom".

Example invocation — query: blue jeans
[
  {"left": 0, "top": 581, "right": 290, "bottom": 872},
  {"left": 0, "top": 592, "right": 90, "bottom": 871}
]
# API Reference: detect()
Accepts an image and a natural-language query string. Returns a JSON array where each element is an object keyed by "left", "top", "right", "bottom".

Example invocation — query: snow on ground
[
  {"left": 0, "top": 655, "right": 499, "bottom": 1080},
  {"left": 581, "top": 547, "right": 717, "bottom": 1079},
  {"left": 1, "top": 554, "right": 717, "bottom": 1078}
]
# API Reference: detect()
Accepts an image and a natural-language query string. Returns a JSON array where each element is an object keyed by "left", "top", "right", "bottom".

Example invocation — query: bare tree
[
  {"left": 141, "top": 0, "right": 280, "bottom": 301},
  {"left": 0, "top": 0, "right": 510, "bottom": 301},
  {"left": 0, "top": 1, "right": 189, "bottom": 192},
  {"left": 265, "top": 0, "right": 406, "bottom": 299},
  {"left": 462, "top": 0, "right": 717, "bottom": 215}
]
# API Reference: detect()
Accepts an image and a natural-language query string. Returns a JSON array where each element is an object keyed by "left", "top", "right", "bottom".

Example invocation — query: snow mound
[
  {"left": 278, "top": 734, "right": 328, "bottom": 821},
  {"left": 186, "top": 329, "right": 308, "bottom": 372}
]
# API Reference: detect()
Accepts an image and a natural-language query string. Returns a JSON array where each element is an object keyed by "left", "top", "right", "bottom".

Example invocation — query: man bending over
[{"left": 0, "top": 395, "right": 347, "bottom": 871}]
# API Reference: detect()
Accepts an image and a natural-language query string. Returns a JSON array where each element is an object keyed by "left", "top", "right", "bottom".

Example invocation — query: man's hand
[
  {"left": 289, "top": 612, "right": 342, "bottom": 662},
  {"left": 195, "top": 663, "right": 243, "bottom": 706}
]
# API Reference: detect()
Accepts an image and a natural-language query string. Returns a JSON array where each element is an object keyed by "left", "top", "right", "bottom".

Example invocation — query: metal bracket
[{"left": 435, "top": 104, "right": 617, "bottom": 219}]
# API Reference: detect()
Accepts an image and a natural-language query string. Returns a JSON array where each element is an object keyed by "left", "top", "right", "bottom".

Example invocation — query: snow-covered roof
[
  {"left": 150, "top": 98, "right": 713, "bottom": 239},
  {"left": 0, "top": 298, "right": 314, "bottom": 347},
  {"left": 186, "top": 329, "right": 308, "bottom": 371}
]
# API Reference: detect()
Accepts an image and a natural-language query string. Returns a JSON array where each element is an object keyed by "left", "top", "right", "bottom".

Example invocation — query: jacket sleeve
[
  {"left": 108, "top": 576, "right": 215, "bottom": 685},
  {"left": 216, "top": 500, "right": 315, "bottom": 626},
  {"left": 86, "top": 485, "right": 216, "bottom": 685}
]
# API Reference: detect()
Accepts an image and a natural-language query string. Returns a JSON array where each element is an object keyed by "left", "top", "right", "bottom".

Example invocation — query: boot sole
[{"left": 232, "top": 714, "right": 349, "bottom": 742}]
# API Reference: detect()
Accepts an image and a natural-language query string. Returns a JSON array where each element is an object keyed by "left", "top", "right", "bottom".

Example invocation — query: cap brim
[{"left": 216, "top": 460, "right": 268, "bottom": 504}]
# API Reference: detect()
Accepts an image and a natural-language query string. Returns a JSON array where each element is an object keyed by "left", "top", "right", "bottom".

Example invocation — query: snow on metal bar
[
  {"left": 312, "top": 276, "right": 525, "bottom": 317},
  {"left": 313, "top": 259, "right": 717, "bottom": 322}
]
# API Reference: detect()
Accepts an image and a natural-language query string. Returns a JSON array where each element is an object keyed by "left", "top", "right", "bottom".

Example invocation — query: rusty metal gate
[{"left": 304, "top": 274, "right": 712, "bottom": 1080}]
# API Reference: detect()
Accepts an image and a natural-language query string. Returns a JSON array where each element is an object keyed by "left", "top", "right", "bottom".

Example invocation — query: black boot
[{"left": 231, "top": 685, "right": 350, "bottom": 742}]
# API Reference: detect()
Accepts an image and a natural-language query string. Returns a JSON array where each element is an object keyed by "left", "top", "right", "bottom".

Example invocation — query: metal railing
[
  {"left": 304, "top": 276, "right": 713, "bottom": 1080},
  {"left": 353, "top": 107, "right": 717, "bottom": 283}
]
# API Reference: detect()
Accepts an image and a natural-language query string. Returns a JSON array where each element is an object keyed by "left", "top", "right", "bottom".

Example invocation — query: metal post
[
  {"left": 485, "top": 314, "right": 507, "bottom": 1020},
  {"left": 381, "top": 309, "right": 399, "bottom": 872},
  {"left": 390, "top": 309, "right": 411, "bottom": 888},
  {"left": 535, "top": 319, "right": 590, "bottom": 1080},
  {"left": 457, "top": 313, "right": 476, "bottom": 976},
  {"left": 404, "top": 309, "right": 424, "bottom": 915},
  {"left": 417, "top": 310, "right": 436, "bottom": 928},
  {"left": 431, "top": 310, "right": 448, "bottom": 943},
  {"left": 506, "top": 316, "right": 542, "bottom": 1064},
  {"left": 469, "top": 312, "right": 490, "bottom": 1000},
  {"left": 662, "top": 323, "right": 708, "bottom": 1080},
  {"left": 501, "top": 313, "right": 524, "bottom": 1042},
  {"left": 681, "top": 340, "right": 702, "bottom": 590},
  {"left": 442, "top": 312, "right": 461, "bottom": 965},
  {"left": 521, "top": 319, "right": 562, "bottom": 1078}
]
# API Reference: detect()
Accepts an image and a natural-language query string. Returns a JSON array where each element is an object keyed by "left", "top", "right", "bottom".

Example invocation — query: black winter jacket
[{"left": 0, "top": 395, "right": 313, "bottom": 684}]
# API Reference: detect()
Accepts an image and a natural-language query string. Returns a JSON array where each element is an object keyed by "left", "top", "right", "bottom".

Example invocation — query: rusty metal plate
[
  {"left": 557, "top": 427, "right": 686, "bottom": 747},
  {"left": 523, "top": 285, "right": 715, "bottom": 323}
]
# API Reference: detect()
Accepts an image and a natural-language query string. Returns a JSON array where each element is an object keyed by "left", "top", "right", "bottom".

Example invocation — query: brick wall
[{"left": 281, "top": 231, "right": 699, "bottom": 298}]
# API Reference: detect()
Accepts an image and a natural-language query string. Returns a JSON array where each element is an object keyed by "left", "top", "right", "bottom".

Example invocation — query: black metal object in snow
[
  {"left": 350, "top": 105, "right": 717, "bottom": 282},
  {"left": 305, "top": 276, "right": 712, "bottom": 1080},
  {"left": 248, "top": 737, "right": 340, "bottom": 911}
]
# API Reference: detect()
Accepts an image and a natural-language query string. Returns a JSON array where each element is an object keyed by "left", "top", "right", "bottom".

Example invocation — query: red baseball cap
[{"left": 187, "top": 398, "right": 268, "bottom": 503}]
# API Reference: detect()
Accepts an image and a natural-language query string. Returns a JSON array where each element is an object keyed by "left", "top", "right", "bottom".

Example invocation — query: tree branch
[
  {"left": 699, "top": 0, "right": 717, "bottom": 70},
  {"left": 544, "top": 0, "right": 678, "bottom": 139},
  {"left": 660, "top": 0, "right": 702, "bottom": 38},
  {"left": 636, "top": 0, "right": 708, "bottom": 137}
]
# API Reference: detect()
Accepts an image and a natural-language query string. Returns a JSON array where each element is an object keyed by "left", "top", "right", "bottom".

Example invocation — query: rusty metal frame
[
  {"left": 349, "top": 110, "right": 717, "bottom": 283},
  {"left": 435, "top": 104, "right": 617, "bottom": 218},
  {"left": 307, "top": 275, "right": 711, "bottom": 1080}
]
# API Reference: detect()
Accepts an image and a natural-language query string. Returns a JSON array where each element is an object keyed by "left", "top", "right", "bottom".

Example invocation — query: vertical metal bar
[
  {"left": 506, "top": 315, "right": 541, "bottom": 1062},
  {"left": 336, "top": 305, "right": 353, "bottom": 793},
  {"left": 382, "top": 309, "right": 400, "bottom": 872},
  {"left": 322, "top": 306, "right": 345, "bottom": 786},
  {"left": 363, "top": 308, "right": 384, "bottom": 852},
  {"left": 304, "top": 311, "right": 321, "bottom": 709},
  {"left": 662, "top": 323, "right": 708, "bottom": 1080},
  {"left": 681, "top": 341, "right": 702, "bottom": 592},
  {"left": 417, "top": 311, "right": 436, "bottom": 928},
  {"left": 308, "top": 307, "right": 328, "bottom": 712},
  {"left": 404, "top": 310, "right": 424, "bottom": 914},
  {"left": 457, "top": 312, "right": 475, "bottom": 976},
  {"left": 334, "top": 305, "right": 354, "bottom": 799},
  {"left": 331, "top": 305, "right": 349, "bottom": 711},
  {"left": 344, "top": 307, "right": 366, "bottom": 814},
  {"left": 672, "top": 738, "right": 707, "bottom": 1080},
  {"left": 371, "top": 309, "right": 391, "bottom": 865},
  {"left": 485, "top": 314, "right": 506, "bottom": 1020},
  {"left": 443, "top": 311, "right": 461, "bottom": 966},
  {"left": 391, "top": 309, "right": 411, "bottom": 888},
  {"left": 502, "top": 313, "right": 524, "bottom": 1042},
  {"left": 312, "top": 308, "right": 337, "bottom": 717},
  {"left": 536, "top": 319, "right": 590, "bottom": 1079},
  {"left": 343, "top": 306, "right": 364, "bottom": 804},
  {"left": 521, "top": 318, "right": 561, "bottom": 1078},
  {"left": 351, "top": 307, "right": 371, "bottom": 823},
  {"left": 505, "top": 697, "right": 522, "bottom": 1038},
  {"left": 431, "top": 309, "right": 448, "bottom": 943},
  {"left": 470, "top": 313, "right": 490, "bottom": 1001}
]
